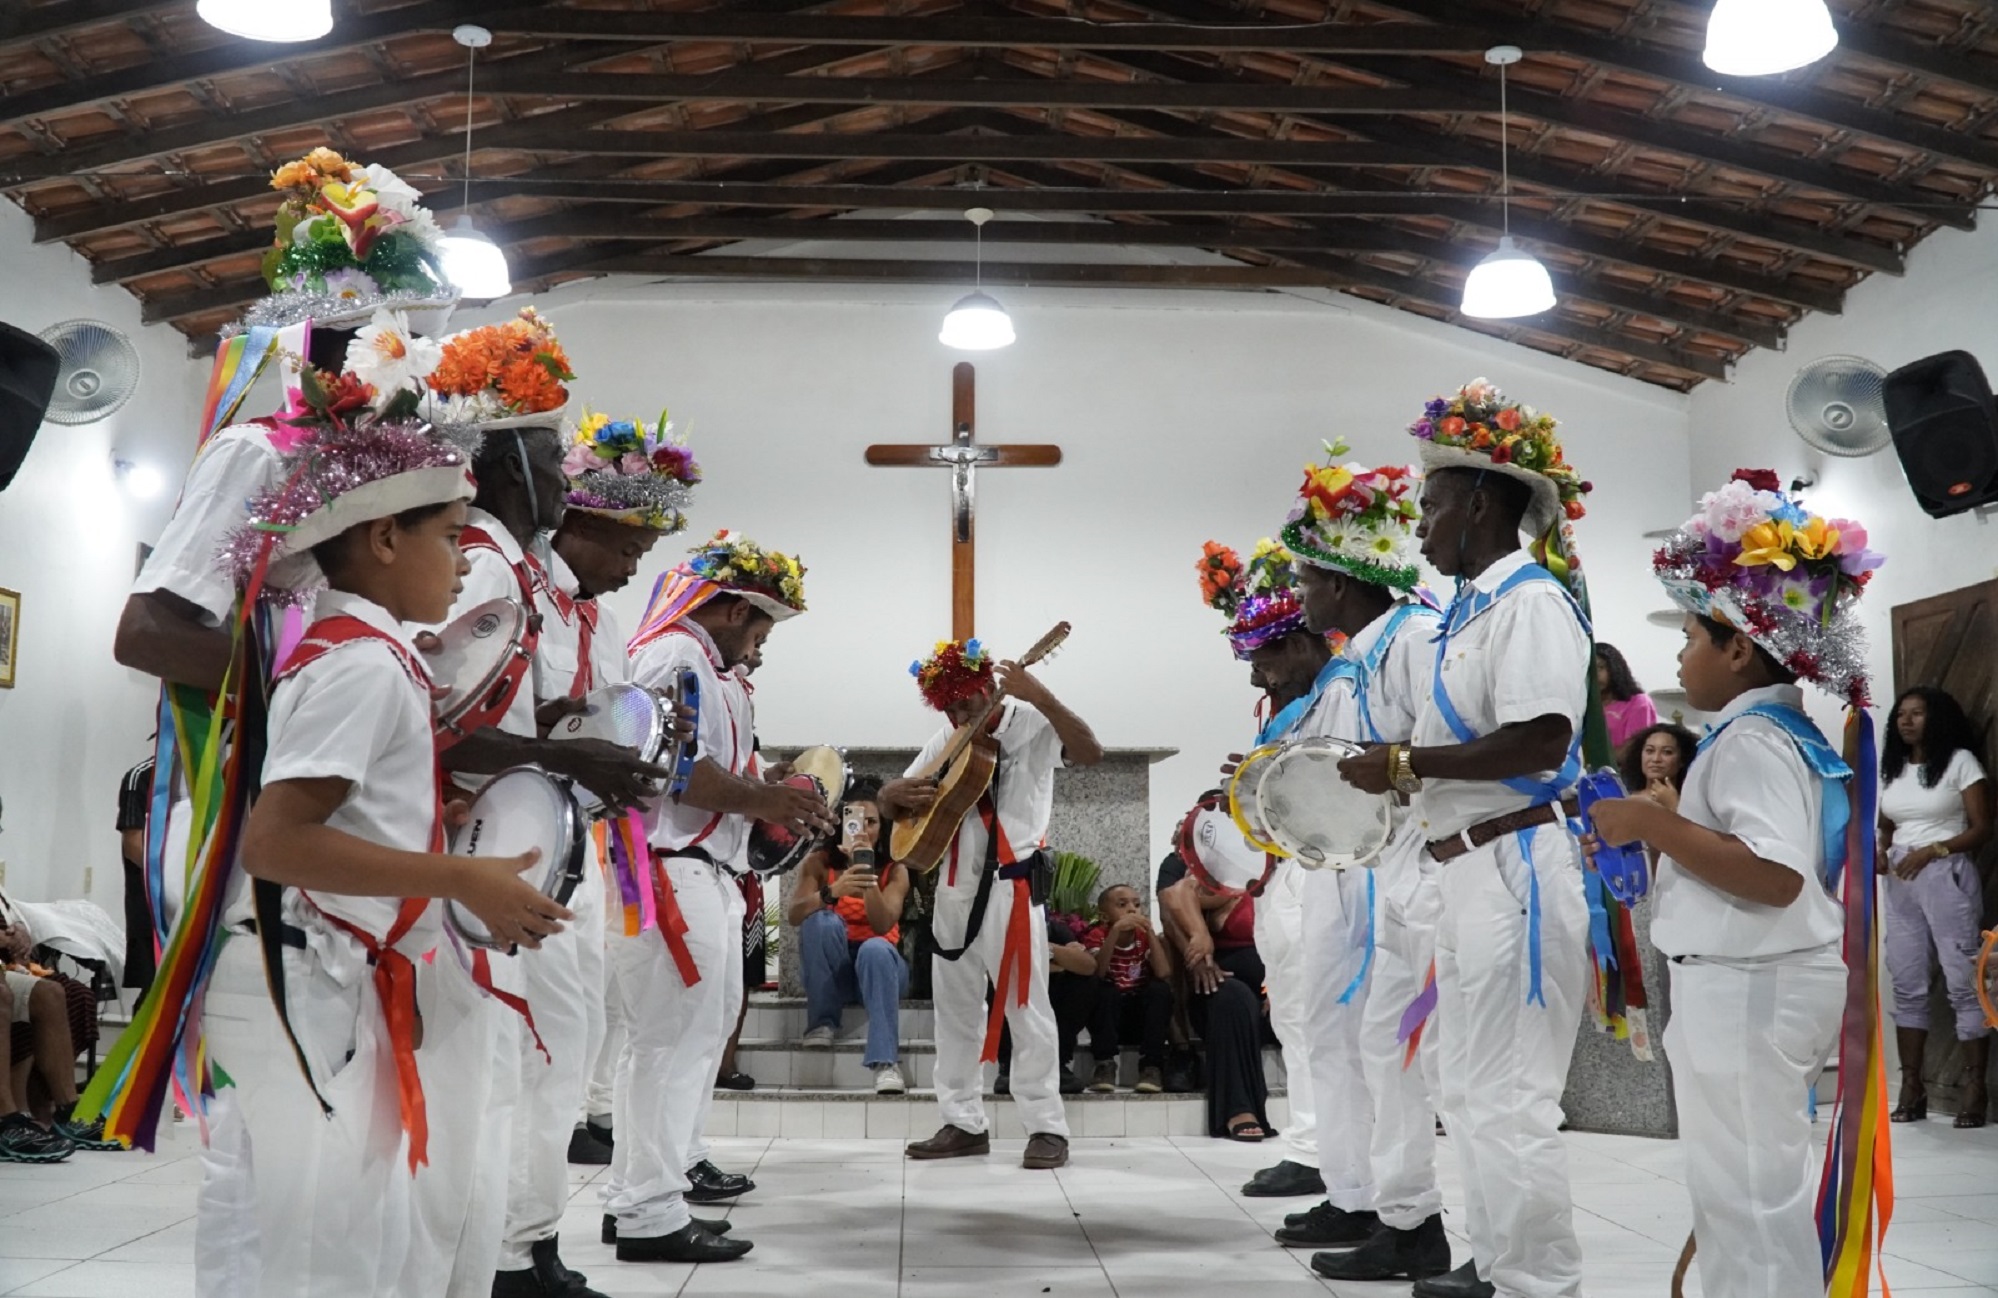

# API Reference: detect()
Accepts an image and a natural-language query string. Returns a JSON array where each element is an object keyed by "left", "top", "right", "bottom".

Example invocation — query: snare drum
[
  {"left": 1576, "top": 768, "right": 1649, "bottom": 903},
  {"left": 790, "top": 746, "right": 851, "bottom": 810},
  {"left": 1175, "top": 793, "right": 1274, "bottom": 894},
  {"left": 1226, "top": 744, "right": 1292, "bottom": 858},
  {"left": 428, "top": 598, "right": 533, "bottom": 739},
  {"left": 444, "top": 767, "right": 586, "bottom": 949},
  {"left": 1255, "top": 737, "right": 1399, "bottom": 870}
]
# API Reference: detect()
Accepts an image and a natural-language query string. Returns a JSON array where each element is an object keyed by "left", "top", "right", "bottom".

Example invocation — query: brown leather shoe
[
  {"left": 1022, "top": 1132, "right": 1069, "bottom": 1169},
  {"left": 906, "top": 1124, "right": 991, "bottom": 1160}
]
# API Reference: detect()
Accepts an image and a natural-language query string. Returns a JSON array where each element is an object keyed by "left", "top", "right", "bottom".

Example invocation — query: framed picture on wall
[{"left": 0, "top": 588, "right": 18, "bottom": 689}]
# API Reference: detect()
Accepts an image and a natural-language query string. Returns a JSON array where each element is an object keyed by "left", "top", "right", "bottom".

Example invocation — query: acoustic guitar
[{"left": 890, "top": 622, "right": 1071, "bottom": 874}]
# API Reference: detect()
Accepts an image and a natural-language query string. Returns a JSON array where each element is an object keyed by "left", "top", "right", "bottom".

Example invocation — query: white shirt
[
  {"left": 907, "top": 699, "right": 1066, "bottom": 880},
  {"left": 1880, "top": 748, "right": 1987, "bottom": 851},
  {"left": 1310, "top": 600, "right": 1440, "bottom": 746},
  {"left": 132, "top": 422, "right": 284, "bottom": 626},
  {"left": 629, "top": 619, "right": 754, "bottom": 862},
  {"left": 1650, "top": 685, "right": 1843, "bottom": 960},
  {"left": 426, "top": 506, "right": 539, "bottom": 739},
  {"left": 1410, "top": 552, "right": 1590, "bottom": 839},
  {"left": 263, "top": 590, "right": 444, "bottom": 979},
  {"left": 532, "top": 550, "right": 631, "bottom": 701}
]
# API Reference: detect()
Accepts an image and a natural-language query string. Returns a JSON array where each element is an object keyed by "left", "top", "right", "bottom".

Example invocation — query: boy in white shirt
[
  {"left": 1587, "top": 471, "right": 1887, "bottom": 1298},
  {"left": 236, "top": 419, "right": 571, "bottom": 1298}
]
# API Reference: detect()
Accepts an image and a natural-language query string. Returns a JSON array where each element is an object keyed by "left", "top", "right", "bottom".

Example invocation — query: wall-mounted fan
[
  {"left": 1786, "top": 354, "right": 1890, "bottom": 457},
  {"left": 35, "top": 320, "right": 141, "bottom": 425}
]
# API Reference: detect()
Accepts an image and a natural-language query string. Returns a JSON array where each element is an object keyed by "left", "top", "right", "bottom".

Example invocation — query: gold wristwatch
[{"left": 1388, "top": 743, "right": 1424, "bottom": 796}]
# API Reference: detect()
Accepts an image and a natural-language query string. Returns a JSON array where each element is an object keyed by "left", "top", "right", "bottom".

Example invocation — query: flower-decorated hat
[
  {"left": 911, "top": 639, "right": 994, "bottom": 711},
  {"left": 1280, "top": 442, "right": 1422, "bottom": 591},
  {"left": 562, "top": 409, "right": 701, "bottom": 533},
  {"left": 1652, "top": 469, "right": 1884, "bottom": 706},
  {"left": 1198, "top": 537, "right": 1308, "bottom": 659},
  {"left": 678, "top": 529, "right": 805, "bottom": 621},
  {"left": 1407, "top": 378, "right": 1588, "bottom": 538},
  {"left": 240, "top": 147, "right": 458, "bottom": 334},
  {"left": 421, "top": 307, "right": 575, "bottom": 438}
]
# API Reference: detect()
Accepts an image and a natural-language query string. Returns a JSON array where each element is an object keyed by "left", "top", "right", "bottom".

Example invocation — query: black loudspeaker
[
  {"left": 1883, "top": 349, "right": 1998, "bottom": 518},
  {"left": 0, "top": 322, "right": 60, "bottom": 493}
]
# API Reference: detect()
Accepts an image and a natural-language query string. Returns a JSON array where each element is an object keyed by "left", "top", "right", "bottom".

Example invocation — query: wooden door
[{"left": 1890, "top": 577, "right": 1998, "bottom": 1118}]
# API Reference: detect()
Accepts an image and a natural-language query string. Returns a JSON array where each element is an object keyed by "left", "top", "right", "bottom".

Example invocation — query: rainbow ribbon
[
  {"left": 628, "top": 569, "right": 720, "bottom": 654},
  {"left": 1398, "top": 960, "right": 1438, "bottom": 1068},
  {"left": 1816, "top": 710, "right": 1893, "bottom": 1298},
  {"left": 194, "top": 326, "right": 290, "bottom": 449},
  {"left": 603, "top": 811, "right": 658, "bottom": 937}
]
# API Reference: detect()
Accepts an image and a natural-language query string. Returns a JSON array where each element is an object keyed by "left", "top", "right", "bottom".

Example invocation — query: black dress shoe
[
  {"left": 906, "top": 1124, "right": 992, "bottom": 1160},
  {"left": 715, "top": 1071, "right": 756, "bottom": 1092},
  {"left": 684, "top": 1159, "right": 756, "bottom": 1203},
  {"left": 602, "top": 1214, "right": 731, "bottom": 1245},
  {"left": 584, "top": 1118, "right": 614, "bottom": 1149},
  {"left": 1241, "top": 1159, "right": 1326, "bottom": 1198},
  {"left": 993, "top": 1071, "right": 1011, "bottom": 1096},
  {"left": 1313, "top": 1214, "right": 1452, "bottom": 1281},
  {"left": 491, "top": 1239, "right": 608, "bottom": 1298},
  {"left": 566, "top": 1126, "right": 612, "bottom": 1166},
  {"left": 615, "top": 1223, "right": 753, "bottom": 1264},
  {"left": 1273, "top": 1201, "right": 1378, "bottom": 1247},
  {"left": 1412, "top": 1258, "right": 1495, "bottom": 1298}
]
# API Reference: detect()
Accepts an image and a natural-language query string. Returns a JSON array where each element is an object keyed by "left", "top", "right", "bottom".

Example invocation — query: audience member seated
[
  {"left": 0, "top": 974, "right": 73, "bottom": 1164},
  {"left": 788, "top": 779, "right": 913, "bottom": 1095},
  {"left": 1160, "top": 873, "right": 1271, "bottom": 1141},
  {"left": 998, "top": 917, "right": 1095, "bottom": 1097},
  {"left": 1081, "top": 885, "right": 1174, "bottom": 1093},
  {"left": 0, "top": 904, "right": 118, "bottom": 1157}
]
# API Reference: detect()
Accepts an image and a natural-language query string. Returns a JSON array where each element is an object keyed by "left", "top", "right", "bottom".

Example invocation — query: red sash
[
  {"left": 460, "top": 524, "right": 543, "bottom": 715},
  {"left": 531, "top": 559, "right": 599, "bottom": 700},
  {"left": 973, "top": 796, "right": 1036, "bottom": 1066}
]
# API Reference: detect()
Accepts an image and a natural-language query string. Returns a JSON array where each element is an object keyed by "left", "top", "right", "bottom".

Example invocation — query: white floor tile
[{"left": 10, "top": 1259, "right": 197, "bottom": 1297}]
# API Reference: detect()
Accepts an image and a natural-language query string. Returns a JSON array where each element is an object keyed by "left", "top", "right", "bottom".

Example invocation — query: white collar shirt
[
  {"left": 533, "top": 550, "right": 631, "bottom": 700},
  {"left": 1651, "top": 684, "right": 1843, "bottom": 960},
  {"left": 263, "top": 590, "right": 443, "bottom": 979},
  {"left": 629, "top": 619, "right": 754, "bottom": 861},
  {"left": 132, "top": 422, "right": 284, "bottom": 627},
  {"left": 907, "top": 698, "right": 1066, "bottom": 882},
  {"left": 1294, "top": 600, "right": 1441, "bottom": 746},
  {"left": 1410, "top": 550, "right": 1590, "bottom": 839}
]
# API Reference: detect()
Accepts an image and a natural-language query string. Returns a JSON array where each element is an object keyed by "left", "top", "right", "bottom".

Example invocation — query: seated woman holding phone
[{"left": 786, "top": 778, "right": 913, "bottom": 1094}]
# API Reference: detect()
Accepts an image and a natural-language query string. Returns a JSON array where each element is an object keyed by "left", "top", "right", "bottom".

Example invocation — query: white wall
[
  {"left": 1687, "top": 217, "right": 1998, "bottom": 734},
  {"left": 457, "top": 277, "right": 1691, "bottom": 870},
  {"left": 0, "top": 202, "right": 208, "bottom": 904}
]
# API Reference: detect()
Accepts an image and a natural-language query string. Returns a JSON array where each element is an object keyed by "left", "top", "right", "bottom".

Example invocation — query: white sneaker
[
  {"left": 873, "top": 1063, "right": 907, "bottom": 1095},
  {"left": 802, "top": 1026, "right": 835, "bottom": 1050}
]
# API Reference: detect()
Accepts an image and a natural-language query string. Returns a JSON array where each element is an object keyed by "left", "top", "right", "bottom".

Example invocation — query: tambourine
[
  {"left": 745, "top": 746, "right": 849, "bottom": 878},
  {"left": 1576, "top": 768, "right": 1649, "bottom": 903},
  {"left": 429, "top": 598, "right": 532, "bottom": 740},
  {"left": 445, "top": 766, "right": 586, "bottom": 949},
  {"left": 1225, "top": 744, "right": 1292, "bottom": 859},
  {"left": 1254, "top": 737, "right": 1399, "bottom": 870},
  {"left": 1175, "top": 792, "right": 1275, "bottom": 895},
  {"left": 549, "top": 673, "right": 701, "bottom": 814}
]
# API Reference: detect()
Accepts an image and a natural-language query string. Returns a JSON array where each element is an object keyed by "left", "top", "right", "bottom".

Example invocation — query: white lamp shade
[
  {"left": 195, "top": 0, "right": 333, "bottom": 42},
  {"left": 438, "top": 218, "right": 512, "bottom": 299},
  {"left": 939, "top": 291, "right": 1016, "bottom": 350},
  {"left": 1703, "top": 0, "right": 1837, "bottom": 76},
  {"left": 1460, "top": 237, "right": 1557, "bottom": 319}
]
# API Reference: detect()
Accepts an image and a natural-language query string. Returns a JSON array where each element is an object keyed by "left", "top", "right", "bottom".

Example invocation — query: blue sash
[
  {"left": 1256, "top": 655, "right": 1360, "bottom": 747},
  {"left": 1695, "top": 701, "right": 1854, "bottom": 891},
  {"left": 1428, "top": 562, "right": 1592, "bottom": 1006}
]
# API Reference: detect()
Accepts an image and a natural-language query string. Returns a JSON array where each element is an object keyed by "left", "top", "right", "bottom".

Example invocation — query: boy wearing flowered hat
[
  {"left": 1340, "top": 381, "right": 1596, "bottom": 1298},
  {"left": 231, "top": 416, "right": 569, "bottom": 1297},
  {"left": 1260, "top": 452, "right": 1451, "bottom": 1290},
  {"left": 883, "top": 639, "right": 1104, "bottom": 1170},
  {"left": 605, "top": 532, "right": 829, "bottom": 1264},
  {"left": 1585, "top": 471, "right": 1884, "bottom": 1298}
]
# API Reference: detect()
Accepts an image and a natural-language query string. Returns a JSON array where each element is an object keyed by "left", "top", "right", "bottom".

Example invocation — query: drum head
[
  {"left": 747, "top": 773, "right": 832, "bottom": 877},
  {"left": 1227, "top": 745, "right": 1291, "bottom": 857},
  {"left": 447, "top": 767, "right": 585, "bottom": 947},
  {"left": 1181, "top": 803, "right": 1269, "bottom": 893},
  {"left": 429, "top": 599, "right": 526, "bottom": 725},
  {"left": 1256, "top": 739, "right": 1393, "bottom": 869},
  {"left": 555, "top": 683, "right": 667, "bottom": 757},
  {"left": 792, "top": 746, "right": 850, "bottom": 807}
]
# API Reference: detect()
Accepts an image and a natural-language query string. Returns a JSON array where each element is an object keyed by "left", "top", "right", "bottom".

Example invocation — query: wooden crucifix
[{"left": 864, "top": 362, "right": 1061, "bottom": 641}]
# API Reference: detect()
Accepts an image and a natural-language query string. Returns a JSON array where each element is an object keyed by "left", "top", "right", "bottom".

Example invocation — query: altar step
[{"left": 703, "top": 1088, "right": 1293, "bottom": 1142}]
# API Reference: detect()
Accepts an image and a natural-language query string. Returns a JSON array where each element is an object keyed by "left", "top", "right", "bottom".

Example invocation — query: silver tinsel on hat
[
  {"left": 220, "top": 286, "right": 459, "bottom": 336},
  {"left": 566, "top": 468, "right": 696, "bottom": 533}
]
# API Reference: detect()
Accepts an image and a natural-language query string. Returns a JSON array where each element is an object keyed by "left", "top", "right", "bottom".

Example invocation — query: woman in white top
[{"left": 1879, "top": 686, "right": 1994, "bottom": 1129}]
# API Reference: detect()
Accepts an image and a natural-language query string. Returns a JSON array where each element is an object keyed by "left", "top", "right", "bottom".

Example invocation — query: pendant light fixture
[
  {"left": 1460, "top": 46, "right": 1557, "bottom": 321},
  {"left": 196, "top": 0, "right": 332, "bottom": 42},
  {"left": 437, "top": 25, "right": 513, "bottom": 300},
  {"left": 1703, "top": 0, "right": 1838, "bottom": 76},
  {"left": 939, "top": 208, "right": 1016, "bottom": 350}
]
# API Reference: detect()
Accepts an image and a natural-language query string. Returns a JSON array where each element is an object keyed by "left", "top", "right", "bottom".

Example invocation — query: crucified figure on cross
[{"left": 864, "top": 362, "right": 1061, "bottom": 640}]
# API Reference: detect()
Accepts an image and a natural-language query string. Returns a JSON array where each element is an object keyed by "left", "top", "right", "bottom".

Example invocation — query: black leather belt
[
  {"left": 244, "top": 918, "right": 309, "bottom": 950},
  {"left": 1426, "top": 794, "right": 1581, "bottom": 863}
]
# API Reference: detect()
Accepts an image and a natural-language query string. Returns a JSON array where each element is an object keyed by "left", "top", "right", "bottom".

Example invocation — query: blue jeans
[{"left": 800, "top": 908, "right": 907, "bottom": 1067}]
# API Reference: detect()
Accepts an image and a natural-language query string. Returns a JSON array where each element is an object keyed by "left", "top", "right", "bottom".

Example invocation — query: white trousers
[
  {"left": 686, "top": 876, "right": 745, "bottom": 1172},
  {"left": 585, "top": 857, "right": 624, "bottom": 1125},
  {"left": 605, "top": 856, "right": 736, "bottom": 1237},
  {"left": 931, "top": 873, "right": 1069, "bottom": 1139},
  {"left": 1254, "top": 864, "right": 1317, "bottom": 1164},
  {"left": 1434, "top": 825, "right": 1589, "bottom": 1298},
  {"left": 403, "top": 949, "right": 517, "bottom": 1298},
  {"left": 500, "top": 856, "right": 607, "bottom": 1269},
  {"left": 1301, "top": 864, "right": 1374, "bottom": 1209},
  {"left": 1665, "top": 948, "right": 1844, "bottom": 1298},
  {"left": 246, "top": 946, "right": 413, "bottom": 1298},
  {"left": 1361, "top": 848, "right": 1444, "bottom": 1229},
  {"left": 195, "top": 934, "right": 281, "bottom": 1298}
]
